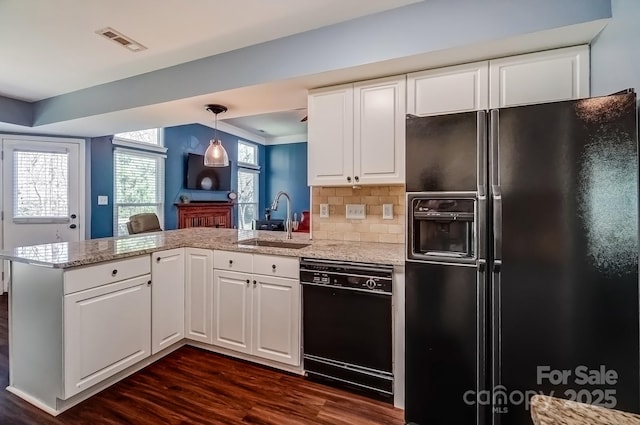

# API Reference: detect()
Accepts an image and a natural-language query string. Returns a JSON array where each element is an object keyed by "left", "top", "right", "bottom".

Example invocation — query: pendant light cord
[{"left": 214, "top": 112, "right": 218, "bottom": 140}]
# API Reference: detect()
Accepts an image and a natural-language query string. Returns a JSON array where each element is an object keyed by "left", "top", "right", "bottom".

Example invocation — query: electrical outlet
[
  {"left": 383, "top": 203, "right": 394, "bottom": 220},
  {"left": 345, "top": 204, "right": 366, "bottom": 219},
  {"left": 319, "top": 203, "right": 329, "bottom": 218}
]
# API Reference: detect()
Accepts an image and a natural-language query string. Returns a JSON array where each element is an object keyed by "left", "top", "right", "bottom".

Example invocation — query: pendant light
[{"left": 204, "top": 104, "right": 229, "bottom": 167}]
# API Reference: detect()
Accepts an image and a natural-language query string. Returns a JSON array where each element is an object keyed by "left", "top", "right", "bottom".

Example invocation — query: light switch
[{"left": 97, "top": 195, "right": 109, "bottom": 206}]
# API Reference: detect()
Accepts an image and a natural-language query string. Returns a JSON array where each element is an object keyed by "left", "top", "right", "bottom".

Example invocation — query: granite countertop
[
  {"left": 530, "top": 394, "right": 640, "bottom": 424},
  {"left": 0, "top": 228, "right": 405, "bottom": 269}
]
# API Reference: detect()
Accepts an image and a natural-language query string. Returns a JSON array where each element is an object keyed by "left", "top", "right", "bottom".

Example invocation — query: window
[
  {"left": 13, "top": 150, "right": 69, "bottom": 221},
  {"left": 113, "top": 148, "right": 164, "bottom": 236},
  {"left": 113, "top": 129, "right": 167, "bottom": 154},
  {"left": 114, "top": 129, "right": 160, "bottom": 146},
  {"left": 237, "top": 141, "right": 259, "bottom": 230}
]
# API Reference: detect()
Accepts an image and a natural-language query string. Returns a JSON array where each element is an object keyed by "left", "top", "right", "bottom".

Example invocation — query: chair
[{"left": 126, "top": 213, "right": 162, "bottom": 234}]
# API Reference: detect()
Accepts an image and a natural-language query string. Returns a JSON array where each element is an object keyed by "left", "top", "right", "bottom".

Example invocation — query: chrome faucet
[{"left": 271, "top": 191, "right": 292, "bottom": 239}]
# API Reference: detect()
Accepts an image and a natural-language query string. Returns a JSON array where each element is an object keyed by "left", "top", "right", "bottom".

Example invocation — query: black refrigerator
[{"left": 405, "top": 92, "right": 639, "bottom": 425}]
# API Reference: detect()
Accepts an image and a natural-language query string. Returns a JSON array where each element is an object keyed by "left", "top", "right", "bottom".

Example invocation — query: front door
[{"left": 1, "top": 136, "right": 85, "bottom": 292}]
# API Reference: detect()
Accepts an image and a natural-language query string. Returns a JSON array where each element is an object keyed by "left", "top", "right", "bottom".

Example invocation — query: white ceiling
[{"left": 0, "top": 0, "right": 419, "bottom": 101}]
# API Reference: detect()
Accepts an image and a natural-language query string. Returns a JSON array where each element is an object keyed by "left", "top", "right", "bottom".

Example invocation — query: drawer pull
[
  {"left": 156, "top": 257, "right": 161, "bottom": 263},
  {"left": 272, "top": 264, "right": 276, "bottom": 270},
  {"left": 147, "top": 280, "right": 152, "bottom": 286},
  {"left": 253, "top": 280, "right": 257, "bottom": 287},
  {"left": 229, "top": 260, "right": 233, "bottom": 266},
  {"left": 111, "top": 269, "right": 118, "bottom": 276}
]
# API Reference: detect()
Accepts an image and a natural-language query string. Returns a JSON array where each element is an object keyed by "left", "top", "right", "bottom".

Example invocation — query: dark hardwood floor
[{"left": 0, "top": 294, "right": 404, "bottom": 424}]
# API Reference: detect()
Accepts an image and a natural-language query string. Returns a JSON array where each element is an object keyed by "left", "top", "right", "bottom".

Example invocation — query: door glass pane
[{"left": 13, "top": 150, "right": 68, "bottom": 218}]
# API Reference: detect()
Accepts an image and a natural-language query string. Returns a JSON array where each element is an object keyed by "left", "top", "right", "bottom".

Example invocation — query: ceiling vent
[{"left": 95, "top": 27, "right": 147, "bottom": 52}]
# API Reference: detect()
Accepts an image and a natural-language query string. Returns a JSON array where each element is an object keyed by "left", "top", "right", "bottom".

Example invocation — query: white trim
[
  {"left": 199, "top": 121, "right": 267, "bottom": 145},
  {"left": 113, "top": 146, "right": 167, "bottom": 159},
  {"left": 266, "top": 134, "right": 308, "bottom": 145},
  {"left": 112, "top": 138, "right": 168, "bottom": 154}
]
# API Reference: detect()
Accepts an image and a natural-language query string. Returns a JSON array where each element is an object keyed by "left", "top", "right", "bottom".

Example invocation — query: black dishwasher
[{"left": 300, "top": 258, "right": 393, "bottom": 400}]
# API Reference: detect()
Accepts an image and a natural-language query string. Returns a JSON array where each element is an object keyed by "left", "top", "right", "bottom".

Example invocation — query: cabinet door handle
[
  {"left": 147, "top": 280, "right": 152, "bottom": 286},
  {"left": 156, "top": 257, "right": 161, "bottom": 263},
  {"left": 354, "top": 176, "right": 359, "bottom": 182},
  {"left": 246, "top": 279, "right": 250, "bottom": 286},
  {"left": 229, "top": 259, "right": 233, "bottom": 266},
  {"left": 346, "top": 176, "right": 352, "bottom": 182},
  {"left": 272, "top": 264, "right": 276, "bottom": 270},
  {"left": 253, "top": 280, "right": 256, "bottom": 287},
  {"left": 111, "top": 269, "right": 118, "bottom": 276}
]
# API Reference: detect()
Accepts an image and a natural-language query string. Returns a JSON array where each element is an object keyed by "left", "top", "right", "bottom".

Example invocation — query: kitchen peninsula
[{"left": 1, "top": 228, "right": 405, "bottom": 415}]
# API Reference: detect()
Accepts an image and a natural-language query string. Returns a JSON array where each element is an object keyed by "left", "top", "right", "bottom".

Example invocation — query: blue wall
[
  {"left": 264, "top": 142, "right": 309, "bottom": 221},
  {"left": 163, "top": 124, "right": 266, "bottom": 230},
  {"left": 90, "top": 136, "right": 114, "bottom": 238},
  {"left": 89, "top": 126, "right": 312, "bottom": 237},
  {"left": 591, "top": 0, "right": 640, "bottom": 98}
]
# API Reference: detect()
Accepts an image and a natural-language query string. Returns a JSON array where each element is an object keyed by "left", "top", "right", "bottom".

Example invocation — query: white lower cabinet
[
  {"left": 185, "top": 248, "right": 213, "bottom": 343},
  {"left": 212, "top": 251, "right": 301, "bottom": 366},
  {"left": 151, "top": 249, "right": 185, "bottom": 354},
  {"left": 252, "top": 274, "right": 300, "bottom": 366},
  {"left": 212, "top": 269, "right": 253, "bottom": 354},
  {"left": 64, "top": 274, "right": 151, "bottom": 398}
]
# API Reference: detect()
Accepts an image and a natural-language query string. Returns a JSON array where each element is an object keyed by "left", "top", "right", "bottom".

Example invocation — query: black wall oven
[{"left": 300, "top": 258, "right": 393, "bottom": 400}]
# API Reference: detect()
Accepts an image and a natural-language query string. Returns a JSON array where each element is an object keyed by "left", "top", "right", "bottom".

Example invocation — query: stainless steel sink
[{"left": 235, "top": 238, "right": 311, "bottom": 249}]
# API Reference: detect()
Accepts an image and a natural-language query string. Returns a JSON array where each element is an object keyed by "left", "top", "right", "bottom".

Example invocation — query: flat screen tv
[{"left": 186, "top": 153, "right": 232, "bottom": 191}]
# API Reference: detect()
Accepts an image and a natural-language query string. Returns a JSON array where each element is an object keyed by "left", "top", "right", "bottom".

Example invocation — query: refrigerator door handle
[
  {"left": 492, "top": 187, "right": 502, "bottom": 272},
  {"left": 490, "top": 110, "right": 499, "bottom": 187},
  {"left": 477, "top": 195, "right": 487, "bottom": 265},
  {"left": 490, "top": 109, "right": 502, "bottom": 272},
  {"left": 477, "top": 260, "right": 487, "bottom": 425},
  {"left": 491, "top": 267, "right": 502, "bottom": 425},
  {"left": 477, "top": 111, "right": 488, "bottom": 197}
]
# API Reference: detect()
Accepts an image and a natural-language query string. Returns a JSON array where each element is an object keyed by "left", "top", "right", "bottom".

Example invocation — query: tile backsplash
[{"left": 311, "top": 185, "right": 405, "bottom": 243}]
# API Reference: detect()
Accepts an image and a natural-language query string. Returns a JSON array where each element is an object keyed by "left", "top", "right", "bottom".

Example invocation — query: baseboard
[{"left": 5, "top": 386, "right": 61, "bottom": 416}]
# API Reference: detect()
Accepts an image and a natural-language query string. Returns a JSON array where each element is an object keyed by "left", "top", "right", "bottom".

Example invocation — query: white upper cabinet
[
  {"left": 307, "top": 84, "right": 354, "bottom": 186},
  {"left": 151, "top": 249, "right": 185, "bottom": 354},
  {"left": 407, "top": 61, "right": 489, "bottom": 116},
  {"left": 354, "top": 76, "right": 406, "bottom": 185},
  {"left": 308, "top": 76, "right": 405, "bottom": 186},
  {"left": 489, "top": 45, "right": 589, "bottom": 108}
]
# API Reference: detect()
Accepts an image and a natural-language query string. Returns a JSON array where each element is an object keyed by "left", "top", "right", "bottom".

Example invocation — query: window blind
[
  {"left": 113, "top": 149, "right": 164, "bottom": 235},
  {"left": 13, "top": 150, "right": 69, "bottom": 220}
]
